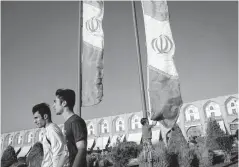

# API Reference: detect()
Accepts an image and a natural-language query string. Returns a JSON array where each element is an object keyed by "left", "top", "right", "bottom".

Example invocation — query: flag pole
[
  {"left": 77, "top": 0, "right": 83, "bottom": 117},
  {"left": 131, "top": 1, "right": 147, "bottom": 119},
  {"left": 132, "top": 2, "right": 153, "bottom": 167}
]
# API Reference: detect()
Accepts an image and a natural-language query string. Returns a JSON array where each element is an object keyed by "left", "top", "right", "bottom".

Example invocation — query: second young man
[{"left": 53, "top": 89, "right": 88, "bottom": 167}]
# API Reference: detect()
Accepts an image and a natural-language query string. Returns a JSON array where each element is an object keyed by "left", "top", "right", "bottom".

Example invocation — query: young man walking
[
  {"left": 53, "top": 89, "right": 88, "bottom": 167},
  {"left": 32, "top": 103, "right": 69, "bottom": 167}
]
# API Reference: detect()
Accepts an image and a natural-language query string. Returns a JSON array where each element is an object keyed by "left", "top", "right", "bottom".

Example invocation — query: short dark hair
[
  {"left": 140, "top": 118, "right": 148, "bottom": 125},
  {"left": 55, "top": 89, "right": 75, "bottom": 111},
  {"left": 32, "top": 103, "right": 52, "bottom": 122}
]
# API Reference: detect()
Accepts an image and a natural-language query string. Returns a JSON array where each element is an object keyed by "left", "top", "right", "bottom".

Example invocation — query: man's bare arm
[
  {"left": 150, "top": 121, "right": 157, "bottom": 128},
  {"left": 72, "top": 140, "right": 87, "bottom": 167}
]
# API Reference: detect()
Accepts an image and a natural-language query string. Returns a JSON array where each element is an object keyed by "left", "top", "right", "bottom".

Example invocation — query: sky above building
[{"left": 1, "top": 1, "right": 238, "bottom": 133}]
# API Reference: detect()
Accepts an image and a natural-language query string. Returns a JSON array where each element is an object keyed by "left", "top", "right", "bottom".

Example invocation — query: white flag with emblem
[
  {"left": 82, "top": 1, "right": 104, "bottom": 107},
  {"left": 142, "top": 0, "right": 183, "bottom": 143}
]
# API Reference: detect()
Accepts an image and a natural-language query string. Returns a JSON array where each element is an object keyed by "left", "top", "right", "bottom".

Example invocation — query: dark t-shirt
[{"left": 64, "top": 114, "right": 88, "bottom": 167}]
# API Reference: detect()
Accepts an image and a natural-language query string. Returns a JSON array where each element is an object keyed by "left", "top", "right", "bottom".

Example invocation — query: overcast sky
[{"left": 1, "top": 1, "right": 238, "bottom": 133}]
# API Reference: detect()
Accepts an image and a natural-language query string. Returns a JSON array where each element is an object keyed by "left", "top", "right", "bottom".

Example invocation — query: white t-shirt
[{"left": 41, "top": 123, "right": 69, "bottom": 167}]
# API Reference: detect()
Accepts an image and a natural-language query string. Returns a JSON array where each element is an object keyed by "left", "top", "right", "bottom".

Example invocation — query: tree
[
  {"left": 138, "top": 140, "right": 170, "bottom": 167},
  {"left": 168, "top": 124, "right": 188, "bottom": 153},
  {"left": 205, "top": 118, "right": 226, "bottom": 151},
  {"left": 168, "top": 124, "right": 193, "bottom": 167},
  {"left": 110, "top": 141, "right": 141, "bottom": 167},
  {"left": 26, "top": 142, "right": 43, "bottom": 167},
  {"left": 235, "top": 129, "right": 238, "bottom": 140},
  {"left": 1, "top": 146, "right": 18, "bottom": 167},
  {"left": 216, "top": 135, "right": 234, "bottom": 163},
  {"left": 10, "top": 162, "right": 28, "bottom": 167}
]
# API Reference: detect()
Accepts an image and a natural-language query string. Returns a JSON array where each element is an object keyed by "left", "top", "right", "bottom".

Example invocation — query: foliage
[
  {"left": 17, "top": 157, "right": 26, "bottom": 164},
  {"left": 98, "top": 158, "right": 113, "bottom": 167},
  {"left": 138, "top": 124, "right": 201, "bottom": 167},
  {"left": 216, "top": 135, "right": 234, "bottom": 153},
  {"left": 205, "top": 118, "right": 226, "bottom": 151},
  {"left": 168, "top": 124, "right": 188, "bottom": 154},
  {"left": 110, "top": 141, "right": 141, "bottom": 167},
  {"left": 167, "top": 124, "right": 193, "bottom": 167},
  {"left": 195, "top": 136, "right": 205, "bottom": 151},
  {"left": 198, "top": 149, "right": 212, "bottom": 167},
  {"left": 87, "top": 154, "right": 98, "bottom": 167},
  {"left": 235, "top": 130, "right": 238, "bottom": 140},
  {"left": 87, "top": 153, "right": 113, "bottom": 167},
  {"left": 152, "top": 141, "right": 170, "bottom": 167},
  {"left": 138, "top": 140, "right": 169, "bottom": 167},
  {"left": 26, "top": 142, "right": 43, "bottom": 167},
  {"left": 216, "top": 135, "right": 234, "bottom": 163},
  {"left": 189, "top": 149, "right": 200, "bottom": 167},
  {"left": 1, "top": 145, "right": 18, "bottom": 167},
  {"left": 10, "top": 162, "right": 27, "bottom": 167}
]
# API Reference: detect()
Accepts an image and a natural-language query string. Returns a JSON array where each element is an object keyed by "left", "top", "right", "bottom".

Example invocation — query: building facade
[{"left": 1, "top": 94, "right": 238, "bottom": 157}]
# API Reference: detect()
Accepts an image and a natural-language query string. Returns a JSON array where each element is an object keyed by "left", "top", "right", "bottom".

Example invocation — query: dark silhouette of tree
[
  {"left": 26, "top": 142, "right": 43, "bottom": 167},
  {"left": 1, "top": 146, "right": 18, "bottom": 167}
]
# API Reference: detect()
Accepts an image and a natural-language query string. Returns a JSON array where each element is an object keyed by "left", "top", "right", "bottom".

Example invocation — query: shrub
[
  {"left": 98, "top": 158, "right": 113, "bottom": 167},
  {"left": 195, "top": 136, "right": 205, "bottom": 152},
  {"left": 139, "top": 124, "right": 199, "bottom": 167},
  {"left": 205, "top": 118, "right": 226, "bottom": 151},
  {"left": 110, "top": 141, "right": 141, "bottom": 167},
  {"left": 10, "top": 162, "right": 27, "bottom": 167},
  {"left": 17, "top": 157, "right": 26, "bottom": 164},
  {"left": 86, "top": 154, "right": 94, "bottom": 167},
  {"left": 168, "top": 124, "right": 193, "bottom": 167},
  {"left": 87, "top": 153, "right": 100, "bottom": 167},
  {"left": 190, "top": 150, "right": 200, "bottom": 167},
  {"left": 198, "top": 149, "right": 211, "bottom": 167},
  {"left": 216, "top": 135, "right": 234, "bottom": 163},
  {"left": 26, "top": 142, "right": 43, "bottom": 167},
  {"left": 168, "top": 124, "right": 188, "bottom": 153},
  {"left": 167, "top": 152, "right": 179, "bottom": 167},
  {"left": 1, "top": 145, "right": 18, "bottom": 167},
  {"left": 235, "top": 129, "right": 238, "bottom": 140},
  {"left": 9, "top": 157, "right": 27, "bottom": 167},
  {"left": 138, "top": 140, "right": 170, "bottom": 167}
]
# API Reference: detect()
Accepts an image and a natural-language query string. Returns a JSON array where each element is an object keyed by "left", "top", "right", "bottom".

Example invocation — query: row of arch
[
  {"left": 184, "top": 97, "right": 238, "bottom": 122},
  {"left": 87, "top": 114, "right": 142, "bottom": 136},
  {"left": 1, "top": 114, "right": 143, "bottom": 148},
  {"left": 1, "top": 129, "right": 45, "bottom": 148},
  {"left": 1, "top": 96, "right": 238, "bottom": 149}
]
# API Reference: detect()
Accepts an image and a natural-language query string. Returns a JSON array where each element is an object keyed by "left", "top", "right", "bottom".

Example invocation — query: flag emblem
[
  {"left": 151, "top": 34, "right": 174, "bottom": 54},
  {"left": 86, "top": 17, "right": 101, "bottom": 33}
]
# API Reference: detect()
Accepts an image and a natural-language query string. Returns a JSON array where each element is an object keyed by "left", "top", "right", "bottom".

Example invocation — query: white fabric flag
[
  {"left": 142, "top": 0, "right": 183, "bottom": 144},
  {"left": 82, "top": 1, "right": 104, "bottom": 107}
]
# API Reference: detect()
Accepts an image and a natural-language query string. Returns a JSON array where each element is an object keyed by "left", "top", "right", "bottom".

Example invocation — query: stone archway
[{"left": 230, "top": 118, "right": 238, "bottom": 135}]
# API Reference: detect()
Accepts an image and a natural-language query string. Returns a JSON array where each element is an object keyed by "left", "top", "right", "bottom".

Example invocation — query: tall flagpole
[
  {"left": 132, "top": 2, "right": 153, "bottom": 167},
  {"left": 77, "top": 0, "right": 83, "bottom": 117},
  {"left": 131, "top": 1, "right": 147, "bottom": 119}
]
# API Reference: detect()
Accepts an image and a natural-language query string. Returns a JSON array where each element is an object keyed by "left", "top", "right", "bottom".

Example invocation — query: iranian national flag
[
  {"left": 142, "top": 0, "right": 183, "bottom": 140},
  {"left": 82, "top": 1, "right": 104, "bottom": 107}
]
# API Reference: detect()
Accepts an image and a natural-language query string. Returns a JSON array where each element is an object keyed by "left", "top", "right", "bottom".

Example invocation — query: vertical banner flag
[
  {"left": 142, "top": 0, "right": 183, "bottom": 137},
  {"left": 82, "top": 1, "right": 104, "bottom": 107}
]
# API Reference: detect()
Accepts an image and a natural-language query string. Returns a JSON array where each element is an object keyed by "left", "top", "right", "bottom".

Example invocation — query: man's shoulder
[
  {"left": 49, "top": 122, "right": 61, "bottom": 129},
  {"left": 47, "top": 123, "right": 62, "bottom": 134},
  {"left": 68, "top": 115, "right": 86, "bottom": 125}
]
